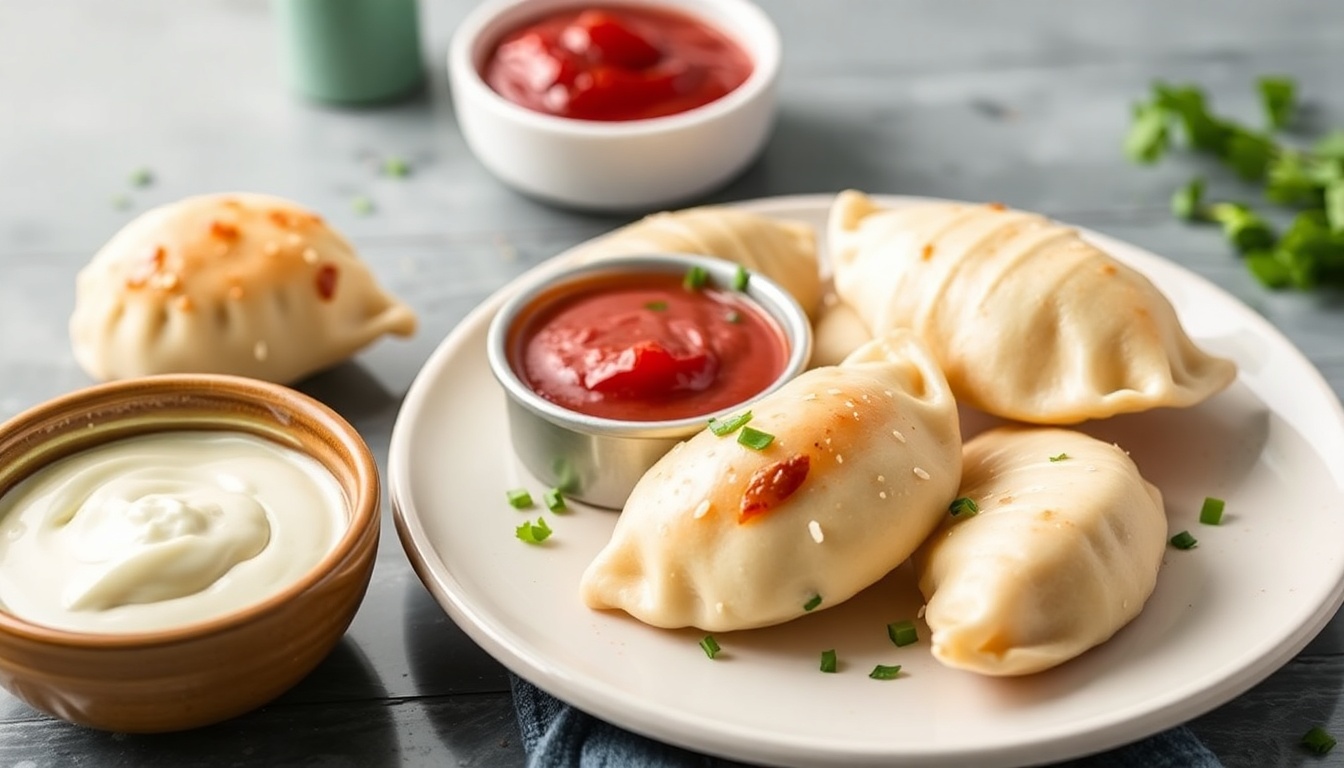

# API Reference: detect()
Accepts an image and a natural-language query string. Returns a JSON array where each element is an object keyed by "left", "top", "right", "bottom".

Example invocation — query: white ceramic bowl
[{"left": 448, "top": 0, "right": 781, "bottom": 212}]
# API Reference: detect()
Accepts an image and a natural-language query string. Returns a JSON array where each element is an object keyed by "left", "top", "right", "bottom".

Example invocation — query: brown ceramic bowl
[{"left": 0, "top": 374, "right": 379, "bottom": 733}]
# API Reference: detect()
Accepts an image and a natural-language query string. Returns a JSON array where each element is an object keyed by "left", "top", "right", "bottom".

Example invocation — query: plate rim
[{"left": 389, "top": 193, "right": 1344, "bottom": 767}]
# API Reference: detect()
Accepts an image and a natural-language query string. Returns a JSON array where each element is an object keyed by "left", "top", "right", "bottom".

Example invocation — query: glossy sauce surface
[
  {"left": 483, "top": 5, "right": 753, "bottom": 121},
  {"left": 0, "top": 431, "right": 347, "bottom": 634},
  {"left": 511, "top": 272, "right": 787, "bottom": 421}
]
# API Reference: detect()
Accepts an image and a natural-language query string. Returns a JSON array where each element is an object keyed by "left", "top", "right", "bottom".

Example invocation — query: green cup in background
[{"left": 274, "top": 0, "right": 425, "bottom": 105}]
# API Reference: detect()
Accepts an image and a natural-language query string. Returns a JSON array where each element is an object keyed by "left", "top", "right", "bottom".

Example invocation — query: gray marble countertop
[{"left": 2, "top": 1, "right": 1343, "bottom": 765}]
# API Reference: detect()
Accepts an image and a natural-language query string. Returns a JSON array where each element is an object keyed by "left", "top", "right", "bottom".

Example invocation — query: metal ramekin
[{"left": 486, "top": 254, "right": 813, "bottom": 509}]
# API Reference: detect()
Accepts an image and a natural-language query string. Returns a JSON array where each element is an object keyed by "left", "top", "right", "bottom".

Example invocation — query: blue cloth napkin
[{"left": 511, "top": 674, "right": 1223, "bottom": 768}]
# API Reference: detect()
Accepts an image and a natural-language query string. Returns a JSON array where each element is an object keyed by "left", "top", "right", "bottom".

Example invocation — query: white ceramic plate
[{"left": 389, "top": 195, "right": 1344, "bottom": 767}]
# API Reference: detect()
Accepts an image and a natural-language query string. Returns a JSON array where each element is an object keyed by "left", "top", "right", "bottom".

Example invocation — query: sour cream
[{"left": 0, "top": 431, "right": 347, "bottom": 634}]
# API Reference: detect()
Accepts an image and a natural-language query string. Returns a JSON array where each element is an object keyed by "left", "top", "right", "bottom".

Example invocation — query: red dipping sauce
[
  {"left": 483, "top": 5, "right": 754, "bottom": 122},
  {"left": 510, "top": 272, "right": 788, "bottom": 421}
]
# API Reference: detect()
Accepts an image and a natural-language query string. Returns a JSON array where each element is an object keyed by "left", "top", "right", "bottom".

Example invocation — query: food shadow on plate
[
  {"left": 692, "top": 563, "right": 927, "bottom": 666},
  {"left": 958, "top": 379, "right": 1270, "bottom": 511}
]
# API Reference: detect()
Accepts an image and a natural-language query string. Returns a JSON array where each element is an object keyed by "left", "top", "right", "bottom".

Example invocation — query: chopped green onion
[
  {"left": 683, "top": 265, "right": 709, "bottom": 290},
  {"left": 1199, "top": 496, "right": 1225, "bottom": 525},
  {"left": 948, "top": 497, "right": 979, "bottom": 519},
  {"left": 1171, "top": 176, "right": 1206, "bottom": 221},
  {"left": 515, "top": 517, "right": 552, "bottom": 544},
  {"left": 1326, "top": 179, "right": 1344, "bottom": 233},
  {"left": 708, "top": 410, "right": 752, "bottom": 436},
  {"left": 887, "top": 620, "right": 918, "bottom": 648},
  {"left": 869, "top": 664, "right": 902, "bottom": 680},
  {"left": 724, "top": 310, "right": 742, "bottom": 324},
  {"left": 1208, "top": 202, "right": 1277, "bottom": 253},
  {"left": 803, "top": 594, "right": 822, "bottom": 612},
  {"left": 732, "top": 266, "right": 750, "bottom": 291},
  {"left": 128, "top": 167, "right": 154, "bottom": 187},
  {"left": 351, "top": 196, "right": 375, "bottom": 215},
  {"left": 1258, "top": 76, "right": 1297, "bottom": 131},
  {"left": 819, "top": 649, "right": 837, "bottom": 673},
  {"left": 111, "top": 193, "right": 132, "bottom": 210},
  {"left": 382, "top": 155, "right": 411, "bottom": 177},
  {"left": 1302, "top": 726, "right": 1337, "bottom": 755},
  {"left": 543, "top": 488, "right": 567, "bottom": 513},
  {"left": 737, "top": 426, "right": 775, "bottom": 451},
  {"left": 1225, "top": 129, "right": 1275, "bottom": 182},
  {"left": 699, "top": 635, "right": 721, "bottom": 659},
  {"left": 1246, "top": 251, "right": 1292, "bottom": 288},
  {"left": 506, "top": 488, "right": 534, "bottom": 509},
  {"left": 644, "top": 300, "right": 668, "bottom": 312},
  {"left": 1124, "top": 100, "right": 1170, "bottom": 164},
  {"left": 1049, "top": 453, "right": 1070, "bottom": 462},
  {"left": 1170, "top": 530, "right": 1198, "bottom": 550}
]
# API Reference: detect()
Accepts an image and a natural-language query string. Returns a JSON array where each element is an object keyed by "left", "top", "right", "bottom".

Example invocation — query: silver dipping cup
[{"left": 486, "top": 254, "right": 813, "bottom": 509}]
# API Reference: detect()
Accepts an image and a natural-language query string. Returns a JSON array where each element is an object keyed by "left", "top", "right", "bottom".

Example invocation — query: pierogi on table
[{"left": 70, "top": 192, "right": 417, "bottom": 385}]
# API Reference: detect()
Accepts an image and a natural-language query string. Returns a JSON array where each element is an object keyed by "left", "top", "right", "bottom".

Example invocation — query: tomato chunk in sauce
[
  {"left": 511, "top": 271, "right": 787, "bottom": 421},
  {"left": 483, "top": 5, "right": 753, "bottom": 121}
]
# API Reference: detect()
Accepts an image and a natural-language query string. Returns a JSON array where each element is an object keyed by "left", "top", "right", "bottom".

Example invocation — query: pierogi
[
  {"left": 808, "top": 296, "right": 872, "bottom": 369},
  {"left": 580, "top": 329, "right": 962, "bottom": 632},
  {"left": 70, "top": 193, "right": 417, "bottom": 384},
  {"left": 571, "top": 205, "right": 824, "bottom": 318},
  {"left": 828, "top": 190, "right": 1237, "bottom": 424},
  {"left": 915, "top": 427, "right": 1167, "bottom": 676}
]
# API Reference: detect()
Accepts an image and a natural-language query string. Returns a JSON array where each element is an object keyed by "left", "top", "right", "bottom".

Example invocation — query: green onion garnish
[
  {"left": 949, "top": 497, "right": 979, "bottom": 519},
  {"left": 644, "top": 300, "right": 668, "bottom": 312},
  {"left": 543, "top": 488, "right": 567, "bottom": 513},
  {"left": 382, "top": 155, "right": 411, "bottom": 177},
  {"left": 737, "top": 426, "right": 775, "bottom": 451},
  {"left": 708, "top": 410, "right": 752, "bottom": 436},
  {"left": 803, "top": 594, "right": 822, "bottom": 612},
  {"left": 700, "top": 635, "right": 721, "bottom": 659},
  {"left": 887, "top": 620, "right": 918, "bottom": 648},
  {"left": 819, "top": 649, "right": 837, "bottom": 673},
  {"left": 506, "top": 488, "right": 534, "bottom": 509},
  {"left": 732, "top": 266, "right": 750, "bottom": 291},
  {"left": 725, "top": 310, "right": 742, "bottom": 324},
  {"left": 683, "top": 265, "right": 709, "bottom": 290},
  {"left": 1049, "top": 453, "right": 1070, "bottom": 462},
  {"left": 351, "top": 196, "right": 375, "bottom": 215},
  {"left": 869, "top": 664, "right": 902, "bottom": 680},
  {"left": 1199, "top": 496, "right": 1225, "bottom": 525},
  {"left": 515, "top": 517, "right": 552, "bottom": 544},
  {"left": 129, "top": 167, "right": 154, "bottom": 187},
  {"left": 1171, "top": 176, "right": 1206, "bottom": 221},
  {"left": 1302, "top": 726, "right": 1337, "bottom": 755},
  {"left": 1170, "top": 530, "right": 1198, "bottom": 550}
]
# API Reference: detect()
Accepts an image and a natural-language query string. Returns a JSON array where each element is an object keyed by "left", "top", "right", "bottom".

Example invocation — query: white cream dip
[{"left": 0, "top": 430, "right": 347, "bottom": 634}]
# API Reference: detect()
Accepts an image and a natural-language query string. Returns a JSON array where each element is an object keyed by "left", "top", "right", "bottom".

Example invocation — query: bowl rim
[
  {"left": 0, "top": 373, "right": 380, "bottom": 648},
  {"left": 448, "top": 0, "right": 782, "bottom": 137},
  {"left": 485, "top": 253, "right": 813, "bottom": 438}
]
